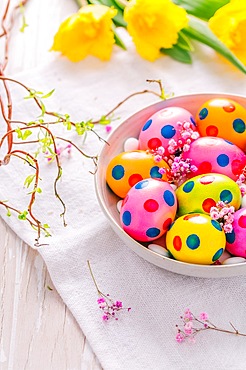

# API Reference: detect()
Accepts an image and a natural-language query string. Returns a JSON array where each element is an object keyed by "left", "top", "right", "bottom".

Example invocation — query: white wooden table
[{"left": 0, "top": 1, "right": 102, "bottom": 368}]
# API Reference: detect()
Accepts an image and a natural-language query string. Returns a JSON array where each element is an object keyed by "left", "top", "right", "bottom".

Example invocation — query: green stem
[{"left": 73, "top": 0, "right": 83, "bottom": 8}]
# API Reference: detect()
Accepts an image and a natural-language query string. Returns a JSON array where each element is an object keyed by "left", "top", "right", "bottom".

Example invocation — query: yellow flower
[
  {"left": 209, "top": 0, "right": 246, "bottom": 64},
  {"left": 51, "top": 4, "right": 117, "bottom": 62},
  {"left": 124, "top": 0, "right": 188, "bottom": 61}
]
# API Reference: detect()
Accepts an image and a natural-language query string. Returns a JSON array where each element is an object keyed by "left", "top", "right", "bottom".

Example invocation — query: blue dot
[
  {"left": 135, "top": 179, "right": 149, "bottom": 190},
  {"left": 112, "top": 165, "right": 124, "bottom": 180},
  {"left": 150, "top": 166, "right": 162, "bottom": 179},
  {"left": 186, "top": 234, "right": 200, "bottom": 250},
  {"left": 211, "top": 219, "right": 222, "bottom": 231},
  {"left": 163, "top": 190, "right": 175, "bottom": 206},
  {"left": 226, "top": 230, "right": 236, "bottom": 244},
  {"left": 142, "top": 119, "right": 152, "bottom": 131},
  {"left": 233, "top": 118, "right": 245, "bottom": 133},
  {"left": 122, "top": 211, "right": 131, "bottom": 226},
  {"left": 224, "top": 139, "right": 233, "bottom": 145},
  {"left": 190, "top": 116, "right": 197, "bottom": 126},
  {"left": 217, "top": 154, "right": 229, "bottom": 167},
  {"left": 146, "top": 227, "right": 160, "bottom": 238},
  {"left": 212, "top": 248, "right": 223, "bottom": 262},
  {"left": 199, "top": 108, "right": 208, "bottom": 120},
  {"left": 220, "top": 190, "right": 232, "bottom": 203},
  {"left": 161, "top": 125, "right": 176, "bottom": 139},
  {"left": 183, "top": 181, "right": 194, "bottom": 193}
]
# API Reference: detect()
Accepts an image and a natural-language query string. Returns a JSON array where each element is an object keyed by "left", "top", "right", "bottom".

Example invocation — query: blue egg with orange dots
[
  {"left": 195, "top": 98, "right": 246, "bottom": 151},
  {"left": 106, "top": 150, "right": 170, "bottom": 198},
  {"left": 166, "top": 213, "right": 226, "bottom": 264},
  {"left": 176, "top": 173, "right": 241, "bottom": 216}
]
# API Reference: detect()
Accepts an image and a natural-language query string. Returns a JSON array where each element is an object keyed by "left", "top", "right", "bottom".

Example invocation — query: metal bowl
[{"left": 95, "top": 93, "right": 246, "bottom": 278}]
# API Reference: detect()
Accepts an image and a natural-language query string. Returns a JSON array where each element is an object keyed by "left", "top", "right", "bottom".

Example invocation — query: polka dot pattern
[
  {"left": 233, "top": 118, "right": 245, "bottom": 133},
  {"left": 112, "top": 165, "right": 124, "bottom": 180},
  {"left": 142, "top": 119, "right": 152, "bottom": 131},
  {"left": 173, "top": 236, "right": 182, "bottom": 251},
  {"left": 226, "top": 230, "right": 236, "bottom": 244},
  {"left": 217, "top": 154, "right": 229, "bottom": 167},
  {"left": 120, "top": 178, "right": 177, "bottom": 242},
  {"left": 222, "top": 103, "right": 235, "bottom": 112},
  {"left": 186, "top": 234, "right": 200, "bottom": 250},
  {"left": 150, "top": 166, "right": 162, "bottom": 179},
  {"left": 183, "top": 181, "right": 194, "bottom": 193},
  {"left": 211, "top": 219, "right": 222, "bottom": 231},
  {"left": 199, "top": 108, "right": 208, "bottom": 120},
  {"left": 238, "top": 215, "right": 246, "bottom": 228},
  {"left": 202, "top": 198, "right": 216, "bottom": 212},
  {"left": 212, "top": 248, "right": 223, "bottom": 262},
  {"left": 161, "top": 125, "right": 176, "bottom": 139},
  {"left": 148, "top": 137, "right": 162, "bottom": 150},
  {"left": 128, "top": 174, "right": 143, "bottom": 187},
  {"left": 144, "top": 199, "right": 159, "bottom": 212},
  {"left": 206, "top": 125, "right": 218, "bottom": 136},
  {"left": 220, "top": 189, "right": 232, "bottom": 203}
]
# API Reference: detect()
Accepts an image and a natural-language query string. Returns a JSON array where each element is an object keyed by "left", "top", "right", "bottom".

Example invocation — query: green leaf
[
  {"left": 22, "top": 129, "right": 32, "bottom": 140},
  {"left": 113, "top": 28, "right": 127, "bottom": 50},
  {"left": 161, "top": 44, "right": 192, "bottom": 64},
  {"left": 183, "top": 17, "right": 246, "bottom": 74},
  {"left": 6, "top": 208, "right": 11, "bottom": 217},
  {"left": 24, "top": 174, "right": 36, "bottom": 188},
  {"left": 172, "top": 0, "right": 229, "bottom": 21},
  {"left": 177, "top": 31, "right": 194, "bottom": 51},
  {"left": 41, "top": 89, "right": 55, "bottom": 99}
]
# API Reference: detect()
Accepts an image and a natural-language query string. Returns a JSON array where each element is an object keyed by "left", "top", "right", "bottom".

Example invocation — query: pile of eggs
[{"left": 106, "top": 97, "right": 246, "bottom": 266}]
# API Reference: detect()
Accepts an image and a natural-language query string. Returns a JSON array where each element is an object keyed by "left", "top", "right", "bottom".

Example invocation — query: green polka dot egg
[
  {"left": 176, "top": 173, "right": 241, "bottom": 216},
  {"left": 166, "top": 213, "right": 226, "bottom": 265}
]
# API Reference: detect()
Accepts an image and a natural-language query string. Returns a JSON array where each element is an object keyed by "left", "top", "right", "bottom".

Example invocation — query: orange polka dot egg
[
  {"left": 104, "top": 97, "right": 246, "bottom": 266},
  {"left": 196, "top": 98, "right": 246, "bottom": 151}
]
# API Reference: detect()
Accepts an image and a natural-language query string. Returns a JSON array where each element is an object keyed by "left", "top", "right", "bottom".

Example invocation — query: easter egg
[
  {"left": 138, "top": 107, "right": 196, "bottom": 155},
  {"left": 120, "top": 178, "right": 177, "bottom": 242},
  {"left": 106, "top": 150, "right": 169, "bottom": 198},
  {"left": 196, "top": 98, "right": 246, "bottom": 151},
  {"left": 182, "top": 136, "right": 246, "bottom": 181},
  {"left": 166, "top": 213, "right": 226, "bottom": 265},
  {"left": 176, "top": 173, "right": 241, "bottom": 216},
  {"left": 225, "top": 208, "right": 246, "bottom": 257}
]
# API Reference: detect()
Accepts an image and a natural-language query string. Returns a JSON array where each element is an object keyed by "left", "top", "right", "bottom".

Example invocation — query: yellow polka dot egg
[{"left": 166, "top": 213, "right": 226, "bottom": 265}]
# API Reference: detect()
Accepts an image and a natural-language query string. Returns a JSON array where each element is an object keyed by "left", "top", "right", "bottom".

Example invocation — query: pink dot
[
  {"left": 144, "top": 199, "right": 159, "bottom": 212},
  {"left": 173, "top": 235, "right": 182, "bottom": 251},
  {"left": 238, "top": 215, "right": 246, "bottom": 228},
  {"left": 128, "top": 174, "right": 143, "bottom": 187},
  {"left": 198, "top": 161, "right": 212, "bottom": 174},
  {"left": 163, "top": 217, "right": 172, "bottom": 231},
  {"left": 148, "top": 138, "right": 162, "bottom": 150},
  {"left": 202, "top": 198, "right": 216, "bottom": 212},
  {"left": 199, "top": 175, "right": 215, "bottom": 185},
  {"left": 206, "top": 125, "right": 218, "bottom": 136}
]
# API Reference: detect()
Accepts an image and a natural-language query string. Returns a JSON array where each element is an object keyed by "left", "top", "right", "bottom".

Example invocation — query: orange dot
[
  {"left": 206, "top": 125, "right": 218, "bottom": 136},
  {"left": 173, "top": 235, "right": 182, "bottom": 251},
  {"left": 128, "top": 174, "right": 143, "bottom": 187},
  {"left": 183, "top": 214, "right": 200, "bottom": 220},
  {"left": 202, "top": 198, "right": 216, "bottom": 213},
  {"left": 223, "top": 104, "right": 235, "bottom": 112}
]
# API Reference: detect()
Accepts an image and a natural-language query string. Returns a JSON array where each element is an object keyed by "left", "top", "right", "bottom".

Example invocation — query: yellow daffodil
[
  {"left": 51, "top": 4, "right": 117, "bottom": 62},
  {"left": 209, "top": 0, "right": 246, "bottom": 65},
  {"left": 123, "top": 0, "right": 188, "bottom": 62}
]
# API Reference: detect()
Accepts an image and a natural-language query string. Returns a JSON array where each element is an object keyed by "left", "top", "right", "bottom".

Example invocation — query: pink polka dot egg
[
  {"left": 226, "top": 208, "right": 246, "bottom": 258},
  {"left": 120, "top": 178, "right": 177, "bottom": 242},
  {"left": 182, "top": 136, "right": 246, "bottom": 181},
  {"left": 138, "top": 106, "right": 197, "bottom": 155}
]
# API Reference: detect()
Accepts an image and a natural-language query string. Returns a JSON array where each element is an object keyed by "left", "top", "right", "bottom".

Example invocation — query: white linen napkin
[{"left": 1, "top": 29, "right": 246, "bottom": 369}]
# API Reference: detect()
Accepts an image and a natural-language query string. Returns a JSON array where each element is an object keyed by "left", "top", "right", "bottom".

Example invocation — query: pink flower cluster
[
  {"left": 167, "top": 120, "right": 200, "bottom": 155},
  {"left": 175, "top": 309, "right": 209, "bottom": 343},
  {"left": 210, "top": 201, "right": 235, "bottom": 234},
  {"left": 236, "top": 173, "right": 246, "bottom": 196},
  {"left": 97, "top": 295, "right": 131, "bottom": 321}
]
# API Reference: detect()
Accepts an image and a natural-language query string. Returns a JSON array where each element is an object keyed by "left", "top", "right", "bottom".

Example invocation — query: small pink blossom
[
  {"left": 158, "top": 167, "right": 166, "bottom": 175},
  {"left": 105, "top": 125, "right": 112, "bottom": 133},
  {"left": 199, "top": 312, "right": 208, "bottom": 321},
  {"left": 176, "top": 332, "right": 185, "bottom": 343}
]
